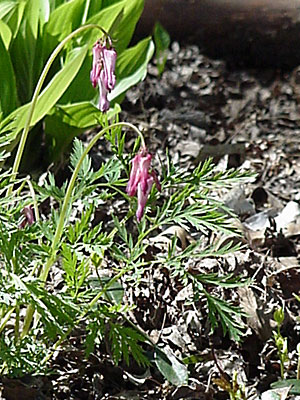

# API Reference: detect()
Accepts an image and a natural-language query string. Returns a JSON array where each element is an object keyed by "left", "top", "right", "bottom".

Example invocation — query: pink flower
[
  {"left": 90, "top": 42, "right": 102, "bottom": 88},
  {"left": 102, "top": 47, "right": 116, "bottom": 90},
  {"left": 126, "top": 147, "right": 161, "bottom": 222},
  {"left": 136, "top": 175, "right": 154, "bottom": 222},
  {"left": 19, "top": 206, "right": 35, "bottom": 229},
  {"left": 98, "top": 69, "right": 110, "bottom": 112},
  {"left": 90, "top": 39, "right": 117, "bottom": 112}
]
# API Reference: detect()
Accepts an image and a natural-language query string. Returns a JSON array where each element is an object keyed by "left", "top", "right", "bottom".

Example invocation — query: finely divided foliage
[
  {"left": 0, "top": 0, "right": 253, "bottom": 388},
  {"left": 0, "top": 132, "right": 252, "bottom": 378}
]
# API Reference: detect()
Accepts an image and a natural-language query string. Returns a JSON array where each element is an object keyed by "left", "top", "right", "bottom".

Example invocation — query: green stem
[
  {"left": 40, "top": 122, "right": 143, "bottom": 281},
  {"left": 20, "top": 306, "right": 34, "bottom": 340},
  {"left": 297, "top": 345, "right": 300, "bottom": 380},
  {"left": 26, "top": 178, "right": 40, "bottom": 224},
  {"left": 280, "top": 359, "right": 284, "bottom": 379},
  {"left": 4, "top": 23, "right": 122, "bottom": 341},
  {"left": 7, "top": 23, "right": 106, "bottom": 196},
  {"left": 41, "top": 264, "right": 158, "bottom": 367},
  {"left": 81, "top": 0, "right": 91, "bottom": 24},
  {"left": 41, "top": 257, "right": 157, "bottom": 366},
  {"left": 0, "top": 307, "right": 14, "bottom": 335},
  {"left": 14, "top": 304, "right": 20, "bottom": 344},
  {"left": 21, "top": 122, "right": 145, "bottom": 339},
  {"left": 41, "top": 266, "right": 129, "bottom": 365}
]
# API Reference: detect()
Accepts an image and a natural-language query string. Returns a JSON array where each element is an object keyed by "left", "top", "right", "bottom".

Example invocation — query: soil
[{"left": 3, "top": 42, "right": 300, "bottom": 399}]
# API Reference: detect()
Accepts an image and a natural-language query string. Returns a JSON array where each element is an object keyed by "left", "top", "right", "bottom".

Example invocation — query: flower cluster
[
  {"left": 90, "top": 38, "right": 117, "bottom": 112},
  {"left": 126, "top": 147, "right": 161, "bottom": 222}
]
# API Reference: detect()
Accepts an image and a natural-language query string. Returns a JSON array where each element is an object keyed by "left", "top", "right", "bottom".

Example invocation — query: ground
[
  {"left": 3, "top": 42, "right": 300, "bottom": 400},
  {"left": 119, "top": 42, "right": 300, "bottom": 400}
]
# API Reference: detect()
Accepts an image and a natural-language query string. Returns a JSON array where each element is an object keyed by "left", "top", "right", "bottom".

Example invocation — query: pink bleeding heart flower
[
  {"left": 102, "top": 46, "right": 117, "bottom": 90},
  {"left": 19, "top": 206, "right": 35, "bottom": 229},
  {"left": 90, "top": 39, "right": 117, "bottom": 112},
  {"left": 98, "top": 69, "right": 110, "bottom": 112},
  {"left": 126, "top": 147, "right": 161, "bottom": 222}
]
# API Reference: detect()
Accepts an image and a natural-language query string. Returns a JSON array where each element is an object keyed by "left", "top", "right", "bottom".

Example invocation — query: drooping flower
[
  {"left": 98, "top": 69, "right": 110, "bottom": 112},
  {"left": 136, "top": 175, "right": 154, "bottom": 222},
  {"left": 19, "top": 206, "right": 35, "bottom": 229},
  {"left": 126, "top": 147, "right": 161, "bottom": 222},
  {"left": 90, "top": 42, "right": 102, "bottom": 88},
  {"left": 102, "top": 46, "right": 117, "bottom": 90},
  {"left": 90, "top": 39, "right": 117, "bottom": 112}
]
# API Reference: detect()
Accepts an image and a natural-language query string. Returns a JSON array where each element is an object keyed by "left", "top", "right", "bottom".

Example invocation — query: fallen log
[{"left": 135, "top": 0, "right": 300, "bottom": 68}]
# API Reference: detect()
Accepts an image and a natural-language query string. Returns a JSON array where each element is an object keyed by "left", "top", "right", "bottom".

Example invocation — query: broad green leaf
[
  {"left": 58, "top": 55, "right": 96, "bottom": 104},
  {"left": 0, "top": 45, "right": 88, "bottom": 152},
  {"left": 47, "top": 102, "right": 120, "bottom": 129},
  {"left": 86, "top": 0, "right": 144, "bottom": 54},
  {"left": 43, "top": 0, "right": 86, "bottom": 62},
  {"left": 23, "top": 0, "right": 46, "bottom": 39},
  {"left": 153, "top": 21, "right": 170, "bottom": 75},
  {"left": 0, "top": 1, "right": 17, "bottom": 20},
  {"left": 110, "top": 37, "right": 154, "bottom": 102},
  {"left": 43, "top": 102, "right": 120, "bottom": 163},
  {"left": 44, "top": 115, "right": 87, "bottom": 164},
  {"left": 45, "top": 0, "right": 85, "bottom": 39},
  {"left": 154, "top": 347, "right": 188, "bottom": 385},
  {"left": 107, "top": 0, "right": 144, "bottom": 53},
  {"left": 37, "top": 0, "right": 50, "bottom": 25},
  {"left": 9, "top": 0, "right": 51, "bottom": 103},
  {"left": 88, "top": 275, "right": 124, "bottom": 305},
  {"left": 0, "top": 35, "right": 17, "bottom": 116},
  {"left": 84, "top": 0, "right": 122, "bottom": 21},
  {"left": 84, "top": 2, "right": 126, "bottom": 47},
  {"left": 107, "top": 8, "right": 124, "bottom": 41},
  {"left": 48, "top": 0, "right": 65, "bottom": 12},
  {"left": 0, "top": 20, "right": 12, "bottom": 49},
  {"left": 1, "top": 0, "right": 26, "bottom": 39},
  {"left": 101, "top": 276, "right": 124, "bottom": 305},
  {"left": 271, "top": 379, "right": 300, "bottom": 395},
  {"left": 10, "top": 24, "right": 38, "bottom": 103},
  {"left": 115, "top": 37, "right": 153, "bottom": 78}
]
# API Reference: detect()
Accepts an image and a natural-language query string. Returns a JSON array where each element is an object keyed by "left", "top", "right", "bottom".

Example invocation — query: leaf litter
[{"left": 120, "top": 41, "right": 300, "bottom": 399}]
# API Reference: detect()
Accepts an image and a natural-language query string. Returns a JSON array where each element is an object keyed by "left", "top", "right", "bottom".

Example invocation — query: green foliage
[
  {"left": 62, "top": 244, "right": 90, "bottom": 298},
  {"left": 271, "top": 379, "right": 300, "bottom": 395},
  {"left": 0, "top": 34, "right": 17, "bottom": 116},
  {"left": 266, "top": 303, "right": 300, "bottom": 397},
  {"left": 153, "top": 21, "right": 170, "bottom": 75},
  {"left": 273, "top": 307, "right": 289, "bottom": 379},
  {"left": 0, "top": 334, "right": 50, "bottom": 377},
  {"left": 205, "top": 291, "right": 246, "bottom": 342},
  {"left": 0, "top": 6, "right": 255, "bottom": 379},
  {"left": 214, "top": 371, "right": 247, "bottom": 400},
  {"left": 154, "top": 347, "right": 188, "bottom": 386},
  {"left": 0, "top": 0, "right": 152, "bottom": 169},
  {"left": 0, "top": 127, "right": 253, "bottom": 379},
  {"left": 111, "top": 37, "right": 154, "bottom": 103},
  {"left": 109, "top": 323, "right": 149, "bottom": 366}
]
